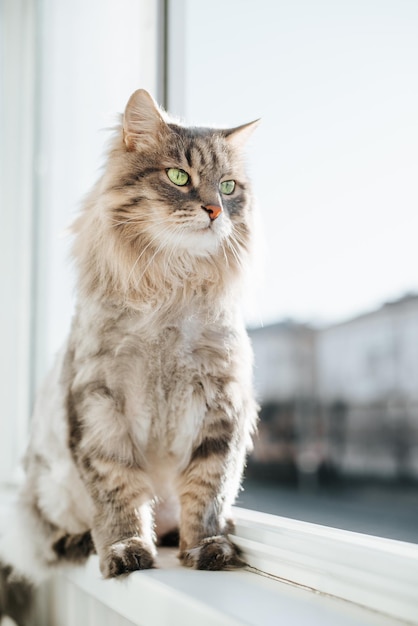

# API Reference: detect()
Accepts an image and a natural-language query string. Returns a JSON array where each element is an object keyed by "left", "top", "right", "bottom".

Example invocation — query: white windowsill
[
  {"left": 1, "top": 492, "right": 417, "bottom": 625},
  {"left": 62, "top": 545, "right": 397, "bottom": 626},
  {"left": 59, "top": 507, "right": 417, "bottom": 626},
  {"left": 231, "top": 507, "right": 418, "bottom": 624}
]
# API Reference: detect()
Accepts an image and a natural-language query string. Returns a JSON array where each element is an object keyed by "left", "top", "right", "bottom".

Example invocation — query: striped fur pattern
[{"left": 0, "top": 89, "right": 259, "bottom": 622}]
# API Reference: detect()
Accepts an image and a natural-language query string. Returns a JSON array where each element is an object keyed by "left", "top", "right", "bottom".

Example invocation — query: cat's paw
[
  {"left": 180, "top": 536, "right": 245, "bottom": 571},
  {"left": 100, "top": 538, "right": 155, "bottom": 578}
]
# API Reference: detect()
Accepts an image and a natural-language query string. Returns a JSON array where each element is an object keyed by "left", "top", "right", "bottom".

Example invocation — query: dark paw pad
[
  {"left": 101, "top": 538, "right": 155, "bottom": 578},
  {"left": 158, "top": 528, "right": 180, "bottom": 547},
  {"left": 181, "top": 536, "right": 245, "bottom": 571},
  {"left": 53, "top": 530, "right": 96, "bottom": 563}
]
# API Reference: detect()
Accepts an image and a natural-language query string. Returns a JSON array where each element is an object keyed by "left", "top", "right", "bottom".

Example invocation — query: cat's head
[
  {"left": 105, "top": 89, "right": 258, "bottom": 261},
  {"left": 74, "top": 89, "right": 259, "bottom": 304}
]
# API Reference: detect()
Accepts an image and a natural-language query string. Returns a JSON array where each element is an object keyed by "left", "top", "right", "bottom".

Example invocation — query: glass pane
[
  {"left": 168, "top": 0, "right": 418, "bottom": 542},
  {"left": 32, "top": 0, "right": 161, "bottom": 382}
]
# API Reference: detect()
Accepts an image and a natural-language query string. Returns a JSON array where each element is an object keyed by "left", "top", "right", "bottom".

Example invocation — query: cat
[{"left": 0, "top": 89, "right": 259, "bottom": 625}]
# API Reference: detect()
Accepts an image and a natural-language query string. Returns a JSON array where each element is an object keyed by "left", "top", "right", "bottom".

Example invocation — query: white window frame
[
  {"left": 0, "top": 0, "right": 37, "bottom": 485},
  {"left": 0, "top": 0, "right": 165, "bottom": 484},
  {"left": 1, "top": 2, "right": 417, "bottom": 625},
  {"left": 39, "top": 508, "right": 417, "bottom": 625}
]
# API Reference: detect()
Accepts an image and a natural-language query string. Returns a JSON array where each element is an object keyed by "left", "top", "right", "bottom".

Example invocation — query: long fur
[{"left": 0, "top": 89, "right": 259, "bottom": 624}]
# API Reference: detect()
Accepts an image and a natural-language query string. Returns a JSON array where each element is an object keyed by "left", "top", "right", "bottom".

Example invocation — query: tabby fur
[{"left": 0, "top": 89, "right": 259, "bottom": 624}]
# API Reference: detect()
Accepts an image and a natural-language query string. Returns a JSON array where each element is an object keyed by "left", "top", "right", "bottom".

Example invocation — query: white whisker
[
  {"left": 220, "top": 242, "right": 230, "bottom": 267},
  {"left": 131, "top": 223, "right": 186, "bottom": 285},
  {"left": 226, "top": 234, "right": 245, "bottom": 272},
  {"left": 126, "top": 228, "right": 173, "bottom": 283}
]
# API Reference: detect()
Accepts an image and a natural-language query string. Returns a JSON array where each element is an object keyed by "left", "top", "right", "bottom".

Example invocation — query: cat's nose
[{"left": 202, "top": 204, "right": 223, "bottom": 221}]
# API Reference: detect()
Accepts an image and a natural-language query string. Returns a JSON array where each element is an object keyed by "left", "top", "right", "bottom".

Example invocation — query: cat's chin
[
  {"left": 184, "top": 219, "right": 232, "bottom": 257},
  {"left": 178, "top": 229, "right": 224, "bottom": 257}
]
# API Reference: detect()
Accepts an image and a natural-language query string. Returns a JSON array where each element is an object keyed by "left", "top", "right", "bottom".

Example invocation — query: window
[
  {"left": 167, "top": 0, "right": 418, "bottom": 543},
  {"left": 1, "top": 2, "right": 417, "bottom": 624},
  {"left": 0, "top": 0, "right": 163, "bottom": 483}
]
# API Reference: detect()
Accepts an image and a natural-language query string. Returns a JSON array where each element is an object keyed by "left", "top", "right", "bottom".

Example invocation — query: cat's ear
[
  {"left": 223, "top": 119, "right": 260, "bottom": 150},
  {"left": 123, "top": 89, "right": 167, "bottom": 150}
]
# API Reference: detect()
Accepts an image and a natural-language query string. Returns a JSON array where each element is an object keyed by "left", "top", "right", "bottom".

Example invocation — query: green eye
[
  {"left": 220, "top": 180, "right": 235, "bottom": 195},
  {"left": 167, "top": 168, "right": 189, "bottom": 186}
]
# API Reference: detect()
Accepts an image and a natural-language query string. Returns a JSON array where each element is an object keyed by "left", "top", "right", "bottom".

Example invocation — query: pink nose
[{"left": 202, "top": 204, "right": 223, "bottom": 221}]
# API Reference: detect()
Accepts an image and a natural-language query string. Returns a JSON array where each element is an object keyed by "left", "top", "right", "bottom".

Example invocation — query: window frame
[
  {"left": 0, "top": 0, "right": 37, "bottom": 484},
  {"left": 1, "top": 2, "right": 417, "bottom": 624},
  {"left": 44, "top": 507, "right": 417, "bottom": 625},
  {"left": 0, "top": 0, "right": 166, "bottom": 484}
]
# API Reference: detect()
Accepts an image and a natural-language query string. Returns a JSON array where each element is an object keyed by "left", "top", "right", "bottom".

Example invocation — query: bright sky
[{"left": 172, "top": 0, "right": 418, "bottom": 326}]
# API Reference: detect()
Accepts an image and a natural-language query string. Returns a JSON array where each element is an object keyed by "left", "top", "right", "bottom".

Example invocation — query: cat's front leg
[
  {"left": 91, "top": 487, "right": 156, "bottom": 578},
  {"left": 177, "top": 409, "right": 248, "bottom": 571},
  {"left": 69, "top": 384, "right": 156, "bottom": 577}
]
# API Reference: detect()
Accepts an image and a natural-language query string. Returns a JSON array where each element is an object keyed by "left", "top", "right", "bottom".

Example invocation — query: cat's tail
[
  {"left": 0, "top": 562, "right": 34, "bottom": 626},
  {"left": 0, "top": 495, "right": 95, "bottom": 625},
  {"left": 0, "top": 498, "right": 51, "bottom": 626}
]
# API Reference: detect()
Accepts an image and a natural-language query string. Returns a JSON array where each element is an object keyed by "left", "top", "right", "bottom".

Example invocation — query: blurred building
[
  {"left": 251, "top": 321, "right": 316, "bottom": 402},
  {"left": 249, "top": 322, "right": 317, "bottom": 481},
  {"left": 248, "top": 294, "right": 418, "bottom": 482}
]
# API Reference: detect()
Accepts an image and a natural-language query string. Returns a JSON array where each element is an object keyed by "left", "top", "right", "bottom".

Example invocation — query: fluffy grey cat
[{"left": 0, "top": 89, "right": 259, "bottom": 625}]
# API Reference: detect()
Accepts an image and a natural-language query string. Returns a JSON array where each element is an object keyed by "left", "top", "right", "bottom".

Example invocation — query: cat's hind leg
[
  {"left": 52, "top": 529, "right": 96, "bottom": 563},
  {"left": 157, "top": 529, "right": 180, "bottom": 547}
]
